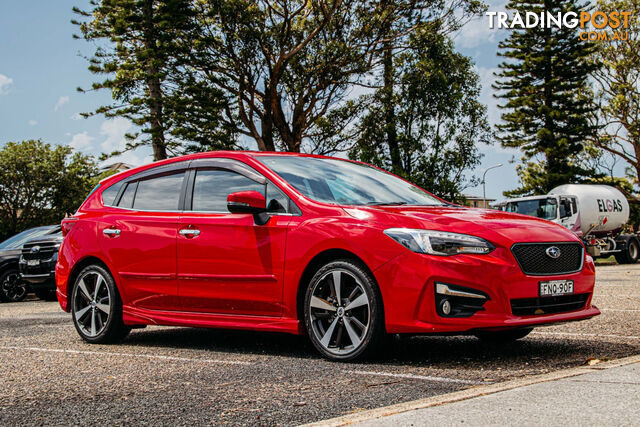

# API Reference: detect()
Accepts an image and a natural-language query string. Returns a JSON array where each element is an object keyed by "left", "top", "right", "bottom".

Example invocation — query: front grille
[
  {"left": 22, "top": 263, "right": 52, "bottom": 275},
  {"left": 511, "top": 294, "right": 589, "bottom": 316},
  {"left": 511, "top": 243, "right": 583, "bottom": 275},
  {"left": 21, "top": 241, "right": 58, "bottom": 261}
]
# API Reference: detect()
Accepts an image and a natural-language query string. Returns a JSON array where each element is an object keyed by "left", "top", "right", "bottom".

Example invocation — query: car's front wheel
[
  {"left": 1, "top": 269, "right": 28, "bottom": 302},
  {"left": 71, "top": 264, "right": 130, "bottom": 343},
  {"left": 304, "top": 260, "right": 384, "bottom": 361}
]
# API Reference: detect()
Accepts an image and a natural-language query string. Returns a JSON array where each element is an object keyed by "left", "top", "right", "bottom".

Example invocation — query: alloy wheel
[
  {"left": 73, "top": 271, "right": 112, "bottom": 337},
  {"left": 308, "top": 269, "right": 371, "bottom": 356},
  {"left": 2, "top": 272, "right": 27, "bottom": 302}
]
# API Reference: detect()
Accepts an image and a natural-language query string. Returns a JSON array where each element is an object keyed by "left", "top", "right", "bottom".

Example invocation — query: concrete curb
[{"left": 304, "top": 354, "right": 640, "bottom": 426}]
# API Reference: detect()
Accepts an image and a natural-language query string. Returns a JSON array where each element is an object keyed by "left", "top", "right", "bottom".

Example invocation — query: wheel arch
[
  {"left": 295, "top": 248, "right": 384, "bottom": 331},
  {"left": 66, "top": 255, "right": 118, "bottom": 301},
  {"left": 0, "top": 259, "right": 19, "bottom": 274}
]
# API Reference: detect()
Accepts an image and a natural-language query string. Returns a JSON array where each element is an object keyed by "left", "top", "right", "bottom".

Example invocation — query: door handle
[
  {"left": 103, "top": 228, "right": 121, "bottom": 237},
  {"left": 179, "top": 228, "right": 200, "bottom": 238}
]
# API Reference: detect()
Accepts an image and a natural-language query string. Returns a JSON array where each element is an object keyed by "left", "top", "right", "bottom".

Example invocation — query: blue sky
[{"left": 0, "top": 0, "right": 522, "bottom": 201}]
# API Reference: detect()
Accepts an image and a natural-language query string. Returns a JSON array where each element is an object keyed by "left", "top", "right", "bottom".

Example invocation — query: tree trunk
[
  {"left": 143, "top": 0, "right": 167, "bottom": 161},
  {"left": 383, "top": 39, "right": 400, "bottom": 174}
]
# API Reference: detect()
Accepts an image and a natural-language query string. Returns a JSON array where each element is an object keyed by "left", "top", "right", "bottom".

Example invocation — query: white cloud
[
  {"left": 54, "top": 95, "right": 70, "bottom": 112},
  {"left": 70, "top": 113, "right": 83, "bottom": 121},
  {"left": 0, "top": 74, "right": 13, "bottom": 94},
  {"left": 454, "top": 0, "right": 508, "bottom": 49},
  {"left": 98, "top": 118, "right": 151, "bottom": 166},
  {"left": 68, "top": 131, "right": 95, "bottom": 151},
  {"left": 28, "top": 119, "right": 37, "bottom": 126},
  {"left": 477, "top": 66, "right": 501, "bottom": 127}
]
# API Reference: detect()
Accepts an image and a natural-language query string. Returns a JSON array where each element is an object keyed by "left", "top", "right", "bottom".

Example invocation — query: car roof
[{"left": 99, "top": 151, "right": 354, "bottom": 187}]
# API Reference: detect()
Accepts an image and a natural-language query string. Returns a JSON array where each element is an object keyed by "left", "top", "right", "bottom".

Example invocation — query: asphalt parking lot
[{"left": 1, "top": 264, "right": 639, "bottom": 426}]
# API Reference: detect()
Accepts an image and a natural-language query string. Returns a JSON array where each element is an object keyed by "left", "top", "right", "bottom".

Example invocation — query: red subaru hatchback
[{"left": 56, "top": 152, "right": 600, "bottom": 360}]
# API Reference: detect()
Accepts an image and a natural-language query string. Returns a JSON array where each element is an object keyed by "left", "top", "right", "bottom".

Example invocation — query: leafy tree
[
  {"left": 494, "top": 0, "right": 599, "bottom": 196},
  {"left": 183, "top": 0, "right": 481, "bottom": 153},
  {"left": 349, "top": 28, "right": 489, "bottom": 200},
  {"left": 0, "top": 140, "right": 99, "bottom": 240},
  {"left": 73, "top": 0, "right": 235, "bottom": 160},
  {"left": 588, "top": 0, "right": 640, "bottom": 190}
]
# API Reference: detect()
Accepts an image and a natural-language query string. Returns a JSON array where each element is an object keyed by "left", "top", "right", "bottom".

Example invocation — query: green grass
[{"left": 594, "top": 255, "right": 617, "bottom": 265}]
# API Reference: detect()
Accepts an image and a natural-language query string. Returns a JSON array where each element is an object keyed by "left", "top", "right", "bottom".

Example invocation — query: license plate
[
  {"left": 27, "top": 259, "right": 40, "bottom": 267},
  {"left": 539, "top": 280, "right": 574, "bottom": 297}
]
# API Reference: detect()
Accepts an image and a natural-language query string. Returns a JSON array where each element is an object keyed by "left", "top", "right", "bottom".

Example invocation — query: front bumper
[{"left": 374, "top": 248, "right": 599, "bottom": 334}]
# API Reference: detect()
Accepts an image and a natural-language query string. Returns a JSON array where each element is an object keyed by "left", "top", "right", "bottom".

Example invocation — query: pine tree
[
  {"left": 349, "top": 28, "right": 489, "bottom": 201},
  {"left": 494, "top": 0, "right": 599, "bottom": 196},
  {"left": 73, "top": 0, "right": 235, "bottom": 161}
]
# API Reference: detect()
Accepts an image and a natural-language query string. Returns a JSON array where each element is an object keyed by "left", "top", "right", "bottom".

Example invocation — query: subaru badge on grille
[
  {"left": 545, "top": 246, "right": 561, "bottom": 259},
  {"left": 30, "top": 246, "right": 40, "bottom": 253}
]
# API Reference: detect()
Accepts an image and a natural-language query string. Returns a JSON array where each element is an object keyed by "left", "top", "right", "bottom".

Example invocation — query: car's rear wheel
[
  {"left": 71, "top": 264, "right": 130, "bottom": 343},
  {"left": 474, "top": 327, "right": 533, "bottom": 344},
  {"left": 304, "top": 260, "right": 384, "bottom": 361},
  {"left": 1, "top": 269, "right": 28, "bottom": 302}
]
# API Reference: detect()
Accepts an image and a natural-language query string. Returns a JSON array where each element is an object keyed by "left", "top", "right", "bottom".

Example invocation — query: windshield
[
  {"left": 257, "top": 156, "right": 445, "bottom": 206},
  {"left": 506, "top": 198, "right": 558, "bottom": 220},
  {"left": 0, "top": 226, "right": 58, "bottom": 250}
]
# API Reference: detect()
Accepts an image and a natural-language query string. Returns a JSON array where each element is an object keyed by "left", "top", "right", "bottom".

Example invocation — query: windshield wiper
[{"left": 366, "top": 201, "right": 408, "bottom": 206}]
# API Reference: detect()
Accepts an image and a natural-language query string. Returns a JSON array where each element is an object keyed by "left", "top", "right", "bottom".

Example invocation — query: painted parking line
[
  {"left": 0, "top": 346, "right": 252, "bottom": 366},
  {"left": 532, "top": 331, "right": 640, "bottom": 340},
  {"left": 594, "top": 294, "right": 640, "bottom": 298},
  {"left": 349, "top": 370, "right": 484, "bottom": 385}
]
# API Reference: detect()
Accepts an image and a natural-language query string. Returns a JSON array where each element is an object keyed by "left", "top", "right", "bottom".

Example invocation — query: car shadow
[{"left": 120, "top": 326, "right": 639, "bottom": 368}]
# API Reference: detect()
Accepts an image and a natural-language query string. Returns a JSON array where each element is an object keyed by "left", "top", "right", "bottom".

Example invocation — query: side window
[
  {"left": 101, "top": 182, "right": 123, "bottom": 206},
  {"left": 132, "top": 172, "right": 185, "bottom": 211},
  {"left": 191, "top": 169, "right": 290, "bottom": 213},
  {"left": 118, "top": 182, "right": 137, "bottom": 209}
]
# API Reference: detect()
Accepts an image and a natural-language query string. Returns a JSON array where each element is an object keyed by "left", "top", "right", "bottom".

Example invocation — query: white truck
[{"left": 497, "top": 184, "right": 639, "bottom": 264}]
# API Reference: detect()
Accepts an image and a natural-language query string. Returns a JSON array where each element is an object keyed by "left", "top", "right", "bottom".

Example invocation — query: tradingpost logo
[{"left": 487, "top": 10, "right": 631, "bottom": 41}]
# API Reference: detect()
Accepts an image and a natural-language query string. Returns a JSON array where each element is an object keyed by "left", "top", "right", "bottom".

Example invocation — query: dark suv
[
  {"left": 0, "top": 225, "right": 60, "bottom": 302},
  {"left": 19, "top": 232, "right": 63, "bottom": 301}
]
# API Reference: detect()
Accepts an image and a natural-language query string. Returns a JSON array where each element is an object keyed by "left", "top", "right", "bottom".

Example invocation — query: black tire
[
  {"left": 34, "top": 288, "right": 58, "bottom": 302},
  {"left": 71, "top": 264, "right": 130, "bottom": 343},
  {"left": 0, "top": 268, "right": 28, "bottom": 302},
  {"left": 474, "top": 328, "right": 533, "bottom": 344},
  {"left": 614, "top": 237, "right": 639, "bottom": 264},
  {"left": 303, "top": 259, "right": 385, "bottom": 361}
]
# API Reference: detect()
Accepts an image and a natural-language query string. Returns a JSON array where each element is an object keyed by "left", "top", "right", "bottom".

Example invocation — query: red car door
[
  {"left": 177, "top": 162, "right": 292, "bottom": 316},
  {"left": 98, "top": 168, "right": 187, "bottom": 311}
]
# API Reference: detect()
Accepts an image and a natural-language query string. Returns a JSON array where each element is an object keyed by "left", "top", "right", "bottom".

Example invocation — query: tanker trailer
[{"left": 500, "top": 184, "right": 638, "bottom": 264}]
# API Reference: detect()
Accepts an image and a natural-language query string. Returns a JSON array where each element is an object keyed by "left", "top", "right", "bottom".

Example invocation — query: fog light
[{"left": 441, "top": 299, "right": 452, "bottom": 315}]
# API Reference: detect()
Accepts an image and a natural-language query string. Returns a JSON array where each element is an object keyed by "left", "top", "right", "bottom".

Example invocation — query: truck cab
[{"left": 501, "top": 195, "right": 580, "bottom": 234}]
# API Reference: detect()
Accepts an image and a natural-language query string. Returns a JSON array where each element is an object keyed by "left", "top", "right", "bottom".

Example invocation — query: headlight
[{"left": 384, "top": 228, "right": 494, "bottom": 256}]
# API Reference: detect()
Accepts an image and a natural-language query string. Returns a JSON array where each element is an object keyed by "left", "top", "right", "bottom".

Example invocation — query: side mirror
[{"left": 227, "top": 191, "right": 267, "bottom": 214}]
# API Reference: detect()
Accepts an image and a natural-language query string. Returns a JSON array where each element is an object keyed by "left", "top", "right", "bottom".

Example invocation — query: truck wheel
[{"left": 614, "top": 236, "right": 639, "bottom": 264}]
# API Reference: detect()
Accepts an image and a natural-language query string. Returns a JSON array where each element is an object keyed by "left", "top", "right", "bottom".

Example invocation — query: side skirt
[{"left": 122, "top": 305, "right": 303, "bottom": 335}]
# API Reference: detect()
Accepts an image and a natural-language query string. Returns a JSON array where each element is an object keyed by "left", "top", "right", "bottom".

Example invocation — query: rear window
[
  {"left": 101, "top": 182, "right": 123, "bottom": 206},
  {"left": 132, "top": 172, "right": 185, "bottom": 211}
]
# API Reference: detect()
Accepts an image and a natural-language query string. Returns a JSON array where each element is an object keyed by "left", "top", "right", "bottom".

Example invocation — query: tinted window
[
  {"left": 0, "top": 226, "right": 59, "bottom": 250},
  {"left": 101, "top": 182, "right": 123, "bottom": 206},
  {"left": 192, "top": 169, "right": 289, "bottom": 213},
  {"left": 118, "top": 182, "right": 137, "bottom": 208},
  {"left": 132, "top": 172, "right": 185, "bottom": 211},
  {"left": 506, "top": 198, "right": 557, "bottom": 220}
]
